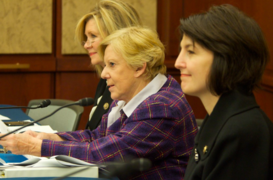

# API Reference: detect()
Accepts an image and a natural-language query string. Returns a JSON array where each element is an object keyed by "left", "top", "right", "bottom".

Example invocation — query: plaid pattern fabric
[{"left": 41, "top": 75, "right": 198, "bottom": 180}]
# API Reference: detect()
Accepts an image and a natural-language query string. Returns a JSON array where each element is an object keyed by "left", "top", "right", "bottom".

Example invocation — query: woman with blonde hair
[
  {"left": 0, "top": 26, "right": 197, "bottom": 180},
  {"left": 76, "top": 0, "right": 142, "bottom": 130}
]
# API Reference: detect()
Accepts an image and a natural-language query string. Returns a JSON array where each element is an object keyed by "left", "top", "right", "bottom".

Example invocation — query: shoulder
[
  {"left": 149, "top": 75, "right": 190, "bottom": 108},
  {"left": 219, "top": 108, "right": 272, "bottom": 143},
  {"left": 136, "top": 75, "right": 193, "bottom": 119},
  {"left": 161, "top": 75, "right": 183, "bottom": 94}
]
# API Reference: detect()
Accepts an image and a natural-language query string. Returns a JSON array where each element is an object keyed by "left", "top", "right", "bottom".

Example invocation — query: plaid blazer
[{"left": 41, "top": 75, "right": 198, "bottom": 180}]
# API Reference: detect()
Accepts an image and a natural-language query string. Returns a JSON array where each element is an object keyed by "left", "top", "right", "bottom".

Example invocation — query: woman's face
[
  {"left": 101, "top": 45, "right": 144, "bottom": 103},
  {"left": 175, "top": 34, "right": 214, "bottom": 98},
  {"left": 83, "top": 18, "right": 104, "bottom": 66}
]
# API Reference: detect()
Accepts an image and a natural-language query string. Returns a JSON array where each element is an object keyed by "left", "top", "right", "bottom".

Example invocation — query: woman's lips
[{"left": 181, "top": 74, "right": 191, "bottom": 77}]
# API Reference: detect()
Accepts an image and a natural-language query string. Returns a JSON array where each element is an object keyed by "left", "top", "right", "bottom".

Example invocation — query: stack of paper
[
  {"left": 0, "top": 155, "right": 99, "bottom": 178},
  {"left": 0, "top": 120, "right": 57, "bottom": 134}
]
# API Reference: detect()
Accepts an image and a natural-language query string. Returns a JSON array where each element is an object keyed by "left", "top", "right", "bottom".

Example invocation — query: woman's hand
[
  {"left": 0, "top": 133, "right": 42, "bottom": 156},
  {"left": 24, "top": 130, "right": 64, "bottom": 141}
]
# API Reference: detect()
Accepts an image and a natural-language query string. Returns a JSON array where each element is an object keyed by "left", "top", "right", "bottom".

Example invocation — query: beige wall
[
  {"left": 62, "top": 0, "right": 157, "bottom": 54},
  {"left": 0, "top": 0, "right": 156, "bottom": 55},
  {"left": 0, "top": 0, "right": 52, "bottom": 54}
]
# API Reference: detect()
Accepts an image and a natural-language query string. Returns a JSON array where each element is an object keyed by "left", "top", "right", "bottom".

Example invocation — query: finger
[{"left": 23, "top": 130, "right": 37, "bottom": 137}]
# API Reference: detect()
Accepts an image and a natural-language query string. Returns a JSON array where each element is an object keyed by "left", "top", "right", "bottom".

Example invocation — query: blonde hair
[
  {"left": 75, "top": 0, "right": 142, "bottom": 75},
  {"left": 99, "top": 27, "right": 166, "bottom": 81}
]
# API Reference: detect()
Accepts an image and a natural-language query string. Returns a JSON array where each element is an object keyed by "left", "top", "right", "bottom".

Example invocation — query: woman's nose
[
  {"left": 83, "top": 39, "right": 93, "bottom": 49},
  {"left": 175, "top": 53, "right": 186, "bottom": 69},
  {"left": 101, "top": 66, "right": 108, "bottom": 79}
]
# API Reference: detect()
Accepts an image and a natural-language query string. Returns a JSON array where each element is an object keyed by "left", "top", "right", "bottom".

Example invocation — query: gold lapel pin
[
  {"left": 103, "top": 103, "right": 109, "bottom": 110},
  {"left": 203, "top": 145, "right": 208, "bottom": 154}
]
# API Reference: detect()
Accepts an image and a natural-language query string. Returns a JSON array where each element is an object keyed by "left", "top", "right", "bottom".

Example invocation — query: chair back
[
  {"left": 196, "top": 119, "right": 204, "bottom": 130},
  {"left": 26, "top": 99, "right": 84, "bottom": 132}
]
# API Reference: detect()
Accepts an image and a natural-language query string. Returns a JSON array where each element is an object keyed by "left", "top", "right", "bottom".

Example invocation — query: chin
[
  {"left": 91, "top": 57, "right": 102, "bottom": 65},
  {"left": 110, "top": 95, "right": 118, "bottom": 101},
  {"left": 91, "top": 60, "right": 100, "bottom": 65},
  {"left": 181, "top": 87, "right": 191, "bottom": 95}
]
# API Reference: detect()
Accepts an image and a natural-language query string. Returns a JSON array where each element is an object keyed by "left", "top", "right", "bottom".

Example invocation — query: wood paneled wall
[{"left": 0, "top": 0, "right": 272, "bottom": 131}]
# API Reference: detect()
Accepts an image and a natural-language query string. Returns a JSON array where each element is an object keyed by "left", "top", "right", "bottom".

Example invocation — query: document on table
[
  {"left": 0, "top": 120, "right": 57, "bottom": 134},
  {"left": 0, "top": 155, "right": 99, "bottom": 178},
  {"left": 0, "top": 115, "right": 10, "bottom": 120},
  {"left": 1, "top": 155, "right": 97, "bottom": 168}
]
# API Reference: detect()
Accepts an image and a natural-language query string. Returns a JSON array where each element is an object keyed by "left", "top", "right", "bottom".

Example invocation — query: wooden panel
[
  {"left": 0, "top": 57, "right": 56, "bottom": 72},
  {"left": 158, "top": 0, "right": 207, "bottom": 119},
  {"left": 157, "top": 0, "right": 183, "bottom": 57},
  {"left": 0, "top": 73, "right": 55, "bottom": 107},
  {"left": 0, "top": 0, "right": 52, "bottom": 54},
  {"left": 254, "top": 89, "right": 273, "bottom": 121},
  {"left": 55, "top": 72, "right": 100, "bottom": 130}
]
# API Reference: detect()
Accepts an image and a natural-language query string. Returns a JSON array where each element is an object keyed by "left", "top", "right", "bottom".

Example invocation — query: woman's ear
[{"left": 134, "top": 62, "right": 147, "bottom": 78}]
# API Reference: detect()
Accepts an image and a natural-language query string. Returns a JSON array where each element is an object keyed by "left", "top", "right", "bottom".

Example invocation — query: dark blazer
[
  {"left": 185, "top": 89, "right": 273, "bottom": 180},
  {"left": 86, "top": 78, "right": 112, "bottom": 130}
]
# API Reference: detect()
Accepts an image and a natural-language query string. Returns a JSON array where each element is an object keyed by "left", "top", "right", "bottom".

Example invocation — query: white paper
[
  {"left": 0, "top": 120, "right": 10, "bottom": 134},
  {"left": 0, "top": 120, "right": 57, "bottom": 134},
  {"left": 0, "top": 115, "right": 10, "bottom": 120},
  {"left": 7, "top": 125, "right": 57, "bottom": 134},
  {"left": 5, "top": 155, "right": 95, "bottom": 168}
]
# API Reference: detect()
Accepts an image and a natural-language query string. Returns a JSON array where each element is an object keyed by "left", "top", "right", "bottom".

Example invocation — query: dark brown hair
[{"left": 179, "top": 4, "right": 269, "bottom": 95}]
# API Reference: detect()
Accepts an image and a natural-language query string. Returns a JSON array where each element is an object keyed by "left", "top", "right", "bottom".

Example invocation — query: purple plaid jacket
[{"left": 41, "top": 75, "right": 198, "bottom": 180}]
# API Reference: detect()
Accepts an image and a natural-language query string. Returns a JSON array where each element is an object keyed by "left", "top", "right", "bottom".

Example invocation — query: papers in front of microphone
[
  {"left": 0, "top": 115, "right": 10, "bottom": 120},
  {"left": 0, "top": 155, "right": 98, "bottom": 178},
  {"left": 0, "top": 120, "right": 57, "bottom": 134},
  {"left": 2, "top": 155, "right": 95, "bottom": 168}
]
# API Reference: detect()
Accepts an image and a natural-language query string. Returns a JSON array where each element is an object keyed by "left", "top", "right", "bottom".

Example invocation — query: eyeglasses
[{"left": 82, "top": 38, "right": 96, "bottom": 47}]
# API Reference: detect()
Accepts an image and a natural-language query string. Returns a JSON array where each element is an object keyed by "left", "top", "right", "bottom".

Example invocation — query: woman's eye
[
  {"left": 110, "top": 62, "right": 115, "bottom": 67},
  {"left": 188, "top": 50, "right": 194, "bottom": 54}
]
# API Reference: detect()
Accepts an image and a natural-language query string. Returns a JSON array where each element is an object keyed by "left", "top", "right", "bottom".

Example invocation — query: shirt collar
[
  {"left": 122, "top": 73, "right": 167, "bottom": 117},
  {"left": 107, "top": 73, "right": 167, "bottom": 128}
]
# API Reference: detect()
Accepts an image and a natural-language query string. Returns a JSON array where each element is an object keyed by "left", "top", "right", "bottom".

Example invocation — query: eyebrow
[
  {"left": 180, "top": 43, "right": 194, "bottom": 49},
  {"left": 104, "top": 58, "right": 116, "bottom": 62}
]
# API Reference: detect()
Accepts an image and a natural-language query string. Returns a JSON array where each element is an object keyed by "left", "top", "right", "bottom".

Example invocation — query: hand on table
[
  {"left": 24, "top": 130, "right": 64, "bottom": 141},
  {"left": 0, "top": 132, "right": 42, "bottom": 156}
]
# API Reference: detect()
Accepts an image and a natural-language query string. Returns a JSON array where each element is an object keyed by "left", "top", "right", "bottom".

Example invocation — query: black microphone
[
  {"left": 0, "top": 97, "right": 94, "bottom": 139},
  {"left": 52, "top": 158, "right": 152, "bottom": 180},
  {"left": 76, "top": 97, "right": 94, "bottom": 107},
  {"left": 0, "top": 99, "right": 51, "bottom": 109},
  {"left": 105, "top": 158, "right": 152, "bottom": 180}
]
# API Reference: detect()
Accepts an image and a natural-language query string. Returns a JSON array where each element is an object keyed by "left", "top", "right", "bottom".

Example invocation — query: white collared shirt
[{"left": 107, "top": 73, "right": 167, "bottom": 127}]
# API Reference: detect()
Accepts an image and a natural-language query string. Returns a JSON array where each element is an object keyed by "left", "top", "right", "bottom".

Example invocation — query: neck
[
  {"left": 199, "top": 92, "right": 220, "bottom": 115},
  {"left": 124, "top": 79, "right": 150, "bottom": 104}
]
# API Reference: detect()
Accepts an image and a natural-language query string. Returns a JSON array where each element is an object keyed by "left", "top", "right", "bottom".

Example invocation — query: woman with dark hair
[{"left": 175, "top": 4, "right": 273, "bottom": 179}]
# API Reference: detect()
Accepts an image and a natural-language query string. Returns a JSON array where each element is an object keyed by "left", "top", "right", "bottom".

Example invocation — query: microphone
[
  {"left": 105, "top": 158, "right": 152, "bottom": 180},
  {"left": 0, "top": 97, "right": 94, "bottom": 139},
  {"left": 52, "top": 158, "right": 152, "bottom": 180},
  {"left": 76, "top": 97, "right": 94, "bottom": 107},
  {"left": 0, "top": 99, "right": 51, "bottom": 109}
]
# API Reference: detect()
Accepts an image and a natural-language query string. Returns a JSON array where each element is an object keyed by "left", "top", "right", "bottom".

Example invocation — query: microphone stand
[
  {"left": 0, "top": 100, "right": 51, "bottom": 110},
  {"left": 0, "top": 101, "right": 86, "bottom": 139}
]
